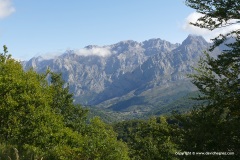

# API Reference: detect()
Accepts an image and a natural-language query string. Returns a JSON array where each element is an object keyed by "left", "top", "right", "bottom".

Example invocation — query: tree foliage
[
  {"left": 173, "top": 0, "right": 240, "bottom": 159},
  {"left": 0, "top": 46, "right": 129, "bottom": 160},
  {"left": 49, "top": 72, "right": 88, "bottom": 132},
  {"left": 186, "top": 0, "right": 240, "bottom": 30},
  {"left": 113, "top": 117, "right": 179, "bottom": 160}
]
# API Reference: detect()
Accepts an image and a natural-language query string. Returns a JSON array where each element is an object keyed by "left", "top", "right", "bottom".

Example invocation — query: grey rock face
[
  {"left": 93, "top": 35, "right": 210, "bottom": 104},
  {"left": 24, "top": 35, "right": 211, "bottom": 107}
]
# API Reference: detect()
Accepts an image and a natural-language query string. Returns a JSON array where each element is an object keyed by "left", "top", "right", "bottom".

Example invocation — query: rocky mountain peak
[
  {"left": 23, "top": 35, "right": 215, "bottom": 108},
  {"left": 142, "top": 38, "right": 178, "bottom": 48},
  {"left": 182, "top": 34, "right": 208, "bottom": 46}
]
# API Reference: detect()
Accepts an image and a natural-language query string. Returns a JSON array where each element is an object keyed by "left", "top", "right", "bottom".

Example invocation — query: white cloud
[
  {"left": 182, "top": 12, "right": 240, "bottom": 42},
  {"left": 75, "top": 47, "right": 112, "bottom": 57},
  {"left": 37, "top": 47, "right": 113, "bottom": 60},
  {"left": 38, "top": 52, "right": 61, "bottom": 60},
  {"left": 0, "top": 0, "right": 15, "bottom": 19}
]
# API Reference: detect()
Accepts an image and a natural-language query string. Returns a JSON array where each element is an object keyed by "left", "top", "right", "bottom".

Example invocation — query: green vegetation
[
  {"left": 93, "top": 81, "right": 199, "bottom": 121},
  {"left": 0, "top": 0, "right": 239, "bottom": 159},
  {"left": 174, "top": 0, "right": 240, "bottom": 159},
  {"left": 113, "top": 116, "right": 179, "bottom": 160},
  {"left": 0, "top": 46, "right": 129, "bottom": 159}
]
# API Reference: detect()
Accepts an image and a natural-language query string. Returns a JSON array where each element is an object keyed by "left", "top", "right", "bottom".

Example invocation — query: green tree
[
  {"left": 185, "top": 0, "right": 240, "bottom": 51},
  {"left": 114, "top": 117, "right": 179, "bottom": 160},
  {"left": 0, "top": 46, "right": 68, "bottom": 159},
  {"left": 174, "top": 0, "right": 240, "bottom": 159},
  {"left": 49, "top": 72, "right": 88, "bottom": 132},
  {"left": 186, "top": 0, "right": 239, "bottom": 29},
  {"left": 0, "top": 46, "right": 130, "bottom": 159},
  {"left": 81, "top": 117, "right": 130, "bottom": 160}
]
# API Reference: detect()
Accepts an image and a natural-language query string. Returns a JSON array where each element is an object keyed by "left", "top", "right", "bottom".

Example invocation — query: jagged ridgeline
[{"left": 23, "top": 35, "right": 221, "bottom": 119}]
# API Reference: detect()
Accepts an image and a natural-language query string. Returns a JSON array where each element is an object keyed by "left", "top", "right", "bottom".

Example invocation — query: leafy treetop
[{"left": 186, "top": 0, "right": 240, "bottom": 30}]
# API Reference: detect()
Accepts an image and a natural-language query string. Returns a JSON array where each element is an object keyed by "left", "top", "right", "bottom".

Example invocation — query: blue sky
[{"left": 1, "top": 0, "right": 235, "bottom": 60}]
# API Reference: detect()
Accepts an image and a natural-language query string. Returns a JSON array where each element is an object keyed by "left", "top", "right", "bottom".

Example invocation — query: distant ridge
[{"left": 23, "top": 35, "right": 220, "bottom": 117}]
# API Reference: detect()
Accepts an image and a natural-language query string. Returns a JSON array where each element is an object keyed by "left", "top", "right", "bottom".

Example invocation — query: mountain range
[{"left": 23, "top": 35, "right": 221, "bottom": 119}]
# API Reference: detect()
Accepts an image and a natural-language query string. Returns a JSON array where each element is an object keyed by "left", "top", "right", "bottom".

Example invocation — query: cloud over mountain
[
  {"left": 23, "top": 35, "right": 208, "bottom": 109},
  {"left": 35, "top": 46, "right": 113, "bottom": 61},
  {"left": 75, "top": 46, "right": 112, "bottom": 57}
]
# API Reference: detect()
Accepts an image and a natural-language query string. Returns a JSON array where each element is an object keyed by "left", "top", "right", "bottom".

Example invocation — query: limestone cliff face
[
  {"left": 24, "top": 35, "right": 213, "bottom": 108},
  {"left": 92, "top": 35, "right": 210, "bottom": 104}
]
